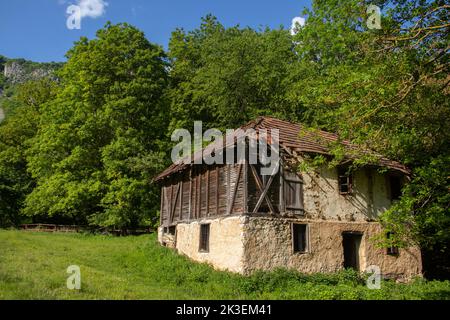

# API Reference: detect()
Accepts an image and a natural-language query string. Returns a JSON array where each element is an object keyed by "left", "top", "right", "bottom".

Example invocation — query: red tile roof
[{"left": 154, "top": 116, "right": 409, "bottom": 181}]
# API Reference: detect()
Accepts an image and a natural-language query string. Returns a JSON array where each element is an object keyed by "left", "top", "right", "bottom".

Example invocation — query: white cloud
[
  {"left": 77, "top": 0, "right": 108, "bottom": 19},
  {"left": 290, "top": 16, "right": 305, "bottom": 35}
]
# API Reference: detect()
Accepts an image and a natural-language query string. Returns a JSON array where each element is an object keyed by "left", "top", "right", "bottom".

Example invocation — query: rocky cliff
[
  {"left": 1, "top": 57, "right": 62, "bottom": 86},
  {"left": 0, "top": 55, "right": 63, "bottom": 122}
]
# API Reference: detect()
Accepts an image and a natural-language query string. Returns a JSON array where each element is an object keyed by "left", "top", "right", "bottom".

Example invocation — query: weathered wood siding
[{"left": 160, "top": 163, "right": 246, "bottom": 226}]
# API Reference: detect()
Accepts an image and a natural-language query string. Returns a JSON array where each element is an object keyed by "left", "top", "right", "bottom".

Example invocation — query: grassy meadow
[{"left": 0, "top": 229, "right": 449, "bottom": 300}]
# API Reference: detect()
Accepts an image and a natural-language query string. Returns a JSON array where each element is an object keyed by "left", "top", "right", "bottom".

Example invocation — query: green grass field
[{"left": 0, "top": 229, "right": 449, "bottom": 300}]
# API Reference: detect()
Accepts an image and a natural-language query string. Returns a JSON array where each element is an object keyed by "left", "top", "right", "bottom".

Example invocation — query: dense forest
[{"left": 0, "top": 0, "right": 448, "bottom": 277}]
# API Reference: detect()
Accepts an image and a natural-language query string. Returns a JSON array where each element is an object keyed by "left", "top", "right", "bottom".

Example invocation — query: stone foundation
[
  {"left": 159, "top": 215, "right": 246, "bottom": 273},
  {"left": 158, "top": 216, "right": 422, "bottom": 280},
  {"left": 242, "top": 217, "right": 422, "bottom": 279}
]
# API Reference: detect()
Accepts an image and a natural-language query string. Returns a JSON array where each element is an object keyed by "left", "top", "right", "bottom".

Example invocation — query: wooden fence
[{"left": 19, "top": 224, "right": 154, "bottom": 235}]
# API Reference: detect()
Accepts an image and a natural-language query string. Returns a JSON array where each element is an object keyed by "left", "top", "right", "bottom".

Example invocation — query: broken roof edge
[{"left": 153, "top": 116, "right": 410, "bottom": 182}]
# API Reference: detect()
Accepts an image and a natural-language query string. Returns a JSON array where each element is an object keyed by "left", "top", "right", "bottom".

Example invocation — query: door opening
[{"left": 342, "top": 232, "right": 362, "bottom": 270}]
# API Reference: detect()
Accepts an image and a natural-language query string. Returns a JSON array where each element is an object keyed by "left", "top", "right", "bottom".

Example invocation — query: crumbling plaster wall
[
  {"left": 171, "top": 215, "right": 246, "bottom": 273},
  {"left": 301, "top": 165, "right": 392, "bottom": 221},
  {"left": 242, "top": 217, "right": 422, "bottom": 279}
]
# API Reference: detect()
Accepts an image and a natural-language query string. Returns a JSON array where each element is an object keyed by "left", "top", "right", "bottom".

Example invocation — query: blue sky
[{"left": 0, "top": 0, "right": 311, "bottom": 63}]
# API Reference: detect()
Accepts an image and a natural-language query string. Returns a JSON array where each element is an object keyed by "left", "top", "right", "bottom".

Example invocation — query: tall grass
[{"left": 0, "top": 230, "right": 448, "bottom": 300}]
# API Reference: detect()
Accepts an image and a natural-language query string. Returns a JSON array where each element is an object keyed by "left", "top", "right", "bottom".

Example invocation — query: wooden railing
[
  {"left": 20, "top": 224, "right": 81, "bottom": 233},
  {"left": 19, "top": 224, "right": 154, "bottom": 235}
]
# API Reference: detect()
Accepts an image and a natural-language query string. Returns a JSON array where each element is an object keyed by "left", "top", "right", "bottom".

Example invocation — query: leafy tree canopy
[{"left": 23, "top": 23, "right": 168, "bottom": 228}]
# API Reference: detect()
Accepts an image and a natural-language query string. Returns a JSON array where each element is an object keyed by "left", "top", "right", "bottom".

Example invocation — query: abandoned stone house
[{"left": 155, "top": 117, "right": 422, "bottom": 279}]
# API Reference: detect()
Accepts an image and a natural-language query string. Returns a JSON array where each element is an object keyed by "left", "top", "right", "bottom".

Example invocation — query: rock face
[
  {"left": 0, "top": 56, "right": 62, "bottom": 123},
  {"left": 3, "top": 60, "right": 56, "bottom": 84}
]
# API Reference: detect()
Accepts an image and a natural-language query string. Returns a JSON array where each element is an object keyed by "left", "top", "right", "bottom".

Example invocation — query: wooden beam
[
  {"left": 216, "top": 166, "right": 219, "bottom": 216},
  {"left": 279, "top": 162, "right": 285, "bottom": 213},
  {"left": 188, "top": 168, "right": 192, "bottom": 220},
  {"left": 169, "top": 183, "right": 173, "bottom": 221},
  {"left": 169, "top": 182, "right": 180, "bottom": 223},
  {"left": 196, "top": 172, "right": 201, "bottom": 218},
  {"left": 206, "top": 169, "right": 210, "bottom": 216},
  {"left": 228, "top": 164, "right": 242, "bottom": 215},
  {"left": 243, "top": 161, "right": 248, "bottom": 213},
  {"left": 249, "top": 164, "right": 275, "bottom": 213},
  {"left": 253, "top": 173, "right": 275, "bottom": 213},
  {"left": 164, "top": 186, "right": 169, "bottom": 218},
  {"left": 192, "top": 171, "right": 196, "bottom": 220},
  {"left": 243, "top": 141, "right": 249, "bottom": 213},
  {"left": 179, "top": 180, "right": 183, "bottom": 220},
  {"left": 160, "top": 186, "right": 164, "bottom": 226},
  {"left": 226, "top": 165, "right": 231, "bottom": 213}
]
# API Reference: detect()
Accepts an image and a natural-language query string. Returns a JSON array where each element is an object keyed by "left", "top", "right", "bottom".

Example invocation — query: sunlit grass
[{"left": 0, "top": 229, "right": 449, "bottom": 300}]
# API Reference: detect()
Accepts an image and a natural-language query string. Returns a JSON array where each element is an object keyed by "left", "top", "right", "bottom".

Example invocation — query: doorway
[{"left": 342, "top": 232, "right": 362, "bottom": 270}]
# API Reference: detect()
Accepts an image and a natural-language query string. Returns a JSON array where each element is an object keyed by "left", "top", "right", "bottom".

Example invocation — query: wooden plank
[
  {"left": 188, "top": 168, "right": 192, "bottom": 220},
  {"left": 279, "top": 162, "right": 285, "bottom": 213},
  {"left": 192, "top": 173, "right": 196, "bottom": 219},
  {"left": 226, "top": 165, "right": 231, "bottom": 213},
  {"left": 253, "top": 173, "right": 275, "bottom": 213},
  {"left": 170, "top": 183, "right": 180, "bottom": 223},
  {"left": 249, "top": 164, "right": 275, "bottom": 213},
  {"left": 179, "top": 180, "right": 183, "bottom": 220},
  {"left": 196, "top": 172, "right": 201, "bottom": 219},
  {"left": 206, "top": 169, "right": 210, "bottom": 216},
  {"left": 228, "top": 164, "right": 242, "bottom": 215},
  {"left": 216, "top": 166, "right": 219, "bottom": 216},
  {"left": 243, "top": 161, "right": 248, "bottom": 213},
  {"left": 160, "top": 186, "right": 164, "bottom": 226},
  {"left": 169, "top": 183, "right": 173, "bottom": 221},
  {"left": 164, "top": 186, "right": 169, "bottom": 220}
]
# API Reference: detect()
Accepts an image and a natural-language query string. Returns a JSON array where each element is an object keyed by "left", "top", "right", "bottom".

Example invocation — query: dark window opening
[
  {"left": 168, "top": 226, "right": 176, "bottom": 235},
  {"left": 343, "top": 232, "right": 362, "bottom": 270},
  {"left": 199, "top": 224, "right": 210, "bottom": 252},
  {"left": 292, "top": 224, "right": 308, "bottom": 253},
  {"left": 338, "top": 167, "right": 353, "bottom": 195},
  {"left": 389, "top": 175, "right": 402, "bottom": 201},
  {"left": 386, "top": 232, "right": 399, "bottom": 255}
]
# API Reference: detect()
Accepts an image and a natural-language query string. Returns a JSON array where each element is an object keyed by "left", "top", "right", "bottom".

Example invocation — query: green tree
[
  {"left": 168, "top": 15, "right": 297, "bottom": 132},
  {"left": 0, "top": 78, "right": 57, "bottom": 226},
  {"left": 288, "top": 0, "right": 449, "bottom": 275},
  {"left": 24, "top": 23, "right": 168, "bottom": 228}
]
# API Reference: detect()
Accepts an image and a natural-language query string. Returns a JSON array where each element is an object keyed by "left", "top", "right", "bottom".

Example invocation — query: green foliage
[
  {"left": 0, "top": 78, "right": 57, "bottom": 227},
  {"left": 23, "top": 23, "right": 169, "bottom": 228},
  {"left": 0, "top": 2, "right": 447, "bottom": 271},
  {"left": 168, "top": 15, "right": 297, "bottom": 132},
  {"left": 380, "top": 155, "right": 450, "bottom": 250},
  {"left": 1, "top": 230, "right": 449, "bottom": 299},
  {"left": 287, "top": 0, "right": 449, "bottom": 255}
]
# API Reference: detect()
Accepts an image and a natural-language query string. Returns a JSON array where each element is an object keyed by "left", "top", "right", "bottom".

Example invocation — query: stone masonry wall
[
  {"left": 158, "top": 215, "right": 422, "bottom": 279},
  {"left": 242, "top": 217, "right": 422, "bottom": 279}
]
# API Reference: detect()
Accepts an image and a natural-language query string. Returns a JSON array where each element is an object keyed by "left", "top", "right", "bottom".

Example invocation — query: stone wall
[
  {"left": 242, "top": 217, "right": 422, "bottom": 279},
  {"left": 158, "top": 215, "right": 422, "bottom": 279},
  {"left": 159, "top": 215, "right": 247, "bottom": 273}
]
